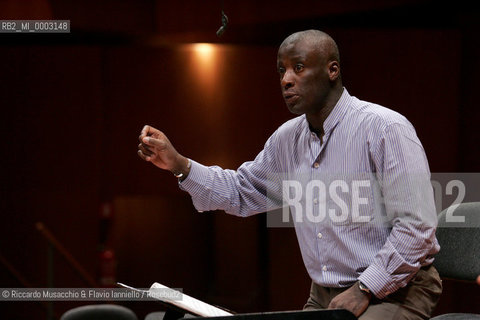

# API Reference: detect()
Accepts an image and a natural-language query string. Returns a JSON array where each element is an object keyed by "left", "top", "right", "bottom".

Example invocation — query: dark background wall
[{"left": 1, "top": 0, "right": 479, "bottom": 318}]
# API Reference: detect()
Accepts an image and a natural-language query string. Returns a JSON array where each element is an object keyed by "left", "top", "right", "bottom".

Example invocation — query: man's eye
[
  {"left": 294, "top": 64, "right": 304, "bottom": 72},
  {"left": 278, "top": 67, "right": 285, "bottom": 74}
]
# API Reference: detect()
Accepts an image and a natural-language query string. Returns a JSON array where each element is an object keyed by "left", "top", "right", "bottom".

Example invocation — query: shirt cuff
[
  {"left": 357, "top": 264, "right": 400, "bottom": 299},
  {"left": 179, "top": 160, "right": 210, "bottom": 189},
  {"left": 178, "top": 160, "right": 213, "bottom": 212}
]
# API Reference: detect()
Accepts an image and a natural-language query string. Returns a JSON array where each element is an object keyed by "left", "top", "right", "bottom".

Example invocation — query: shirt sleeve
[
  {"left": 358, "top": 122, "right": 439, "bottom": 299},
  {"left": 178, "top": 131, "right": 283, "bottom": 217}
]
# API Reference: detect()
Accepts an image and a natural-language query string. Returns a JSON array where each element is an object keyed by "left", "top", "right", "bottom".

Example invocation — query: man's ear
[{"left": 328, "top": 61, "right": 340, "bottom": 81}]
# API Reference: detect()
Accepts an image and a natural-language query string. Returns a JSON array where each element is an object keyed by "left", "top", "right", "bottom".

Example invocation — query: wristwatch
[
  {"left": 173, "top": 158, "right": 192, "bottom": 179},
  {"left": 358, "top": 281, "right": 371, "bottom": 295}
]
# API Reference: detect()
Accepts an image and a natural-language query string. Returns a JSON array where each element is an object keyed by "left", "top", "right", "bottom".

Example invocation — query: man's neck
[{"left": 306, "top": 87, "right": 344, "bottom": 137}]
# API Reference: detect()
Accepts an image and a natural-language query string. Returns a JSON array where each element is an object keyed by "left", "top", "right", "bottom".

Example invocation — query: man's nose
[{"left": 281, "top": 70, "right": 295, "bottom": 90}]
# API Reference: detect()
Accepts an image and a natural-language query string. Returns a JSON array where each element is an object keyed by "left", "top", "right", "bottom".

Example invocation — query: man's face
[{"left": 277, "top": 39, "right": 330, "bottom": 115}]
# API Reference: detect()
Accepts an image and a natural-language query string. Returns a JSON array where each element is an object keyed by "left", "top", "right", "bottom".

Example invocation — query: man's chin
[{"left": 287, "top": 103, "right": 305, "bottom": 115}]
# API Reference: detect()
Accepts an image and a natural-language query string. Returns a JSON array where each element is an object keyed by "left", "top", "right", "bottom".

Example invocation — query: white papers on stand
[
  {"left": 149, "top": 282, "right": 233, "bottom": 317},
  {"left": 117, "top": 282, "right": 233, "bottom": 317}
]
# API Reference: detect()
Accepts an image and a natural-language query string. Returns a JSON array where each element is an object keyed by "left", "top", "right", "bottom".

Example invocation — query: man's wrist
[
  {"left": 357, "top": 281, "right": 372, "bottom": 298},
  {"left": 172, "top": 157, "right": 191, "bottom": 180}
]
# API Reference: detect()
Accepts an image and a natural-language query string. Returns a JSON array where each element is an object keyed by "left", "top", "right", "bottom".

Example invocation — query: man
[{"left": 138, "top": 30, "right": 442, "bottom": 319}]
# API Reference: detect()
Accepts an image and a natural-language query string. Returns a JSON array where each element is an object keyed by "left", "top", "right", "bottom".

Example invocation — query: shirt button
[
  {"left": 317, "top": 232, "right": 323, "bottom": 239},
  {"left": 322, "top": 265, "right": 327, "bottom": 271},
  {"left": 313, "top": 198, "right": 318, "bottom": 204},
  {"left": 313, "top": 162, "right": 319, "bottom": 168}
]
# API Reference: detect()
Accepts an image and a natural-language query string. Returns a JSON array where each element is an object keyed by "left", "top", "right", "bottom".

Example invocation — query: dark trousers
[{"left": 303, "top": 265, "right": 442, "bottom": 320}]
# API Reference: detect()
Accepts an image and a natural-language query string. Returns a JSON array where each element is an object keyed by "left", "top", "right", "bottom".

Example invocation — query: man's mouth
[{"left": 284, "top": 93, "right": 299, "bottom": 104}]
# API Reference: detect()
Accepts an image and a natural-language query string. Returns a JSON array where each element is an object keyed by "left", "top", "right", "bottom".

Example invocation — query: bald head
[
  {"left": 279, "top": 30, "right": 340, "bottom": 65},
  {"left": 277, "top": 30, "right": 343, "bottom": 118}
]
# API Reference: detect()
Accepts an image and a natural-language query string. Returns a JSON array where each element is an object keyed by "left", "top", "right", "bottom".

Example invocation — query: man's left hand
[{"left": 328, "top": 282, "right": 371, "bottom": 317}]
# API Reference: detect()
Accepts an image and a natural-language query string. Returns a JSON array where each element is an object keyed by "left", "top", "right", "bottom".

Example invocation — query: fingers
[
  {"left": 139, "top": 125, "right": 162, "bottom": 141},
  {"left": 137, "top": 149, "right": 150, "bottom": 161},
  {"left": 138, "top": 126, "right": 156, "bottom": 161},
  {"left": 138, "top": 143, "right": 153, "bottom": 161},
  {"left": 140, "top": 125, "right": 152, "bottom": 138},
  {"left": 138, "top": 125, "right": 167, "bottom": 148},
  {"left": 139, "top": 125, "right": 152, "bottom": 144},
  {"left": 138, "top": 143, "right": 153, "bottom": 157},
  {"left": 138, "top": 125, "right": 176, "bottom": 169},
  {"left": 326, "top": 286, "right": 369, "bottom": 318},
  {"left": 141, "top": 136, "right": 167, "bottom": 149}
]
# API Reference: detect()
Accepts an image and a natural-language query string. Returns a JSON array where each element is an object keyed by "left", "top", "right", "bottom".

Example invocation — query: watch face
[{"left": 359, "top": 282, "right": 370, "bottom": 293}]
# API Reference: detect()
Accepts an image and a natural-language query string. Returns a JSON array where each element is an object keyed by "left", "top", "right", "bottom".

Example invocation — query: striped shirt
[{"left": 180, "top": 88, "right": 439, "bottom": 299}]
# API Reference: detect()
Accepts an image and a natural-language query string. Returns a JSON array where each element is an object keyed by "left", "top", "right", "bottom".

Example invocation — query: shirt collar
[
  {"left": 304, "top": 87, "right": 352, "bottom": 137},
  {"left": 321, "top": 87, "right": 351, "bottom": 135}
]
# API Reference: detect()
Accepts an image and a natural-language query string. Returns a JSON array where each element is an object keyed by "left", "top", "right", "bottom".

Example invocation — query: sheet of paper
[
  {"left": 149, "top": 282, "right": 233, "bottom": 317},
  {"left": 117, "top": 282, "right": 149, "bottom": 295}
]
